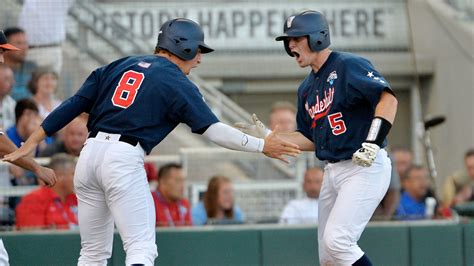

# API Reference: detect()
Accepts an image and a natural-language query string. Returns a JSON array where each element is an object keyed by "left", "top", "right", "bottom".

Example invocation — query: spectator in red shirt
[
  {"left": 152, "top": 163, "right": 191, "bottom": 227},
  {"left": 145, "top": 162, "right": 158, "bottom": 190},
  {"left": 15, "top": 153, "right": 77, "bottom": 230}
]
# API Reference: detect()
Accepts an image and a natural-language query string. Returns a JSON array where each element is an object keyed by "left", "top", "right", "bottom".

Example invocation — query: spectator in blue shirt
[
  {"left": 192, "top": 176, "right": 244, "bottom": 225},
  {"left": 396, "top": 165, "right": 432, "bottom": 220},
  {"left": 7, "top": 99, "right": 52, "bottom": 147}
]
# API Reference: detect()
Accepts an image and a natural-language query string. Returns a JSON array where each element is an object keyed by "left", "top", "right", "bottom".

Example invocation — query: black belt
[
  {"left": 327, "top": 158, "right": 350, "bottom": 164},
  {"left": 88, "top": 130, "right": 139, "bottom": 147}
]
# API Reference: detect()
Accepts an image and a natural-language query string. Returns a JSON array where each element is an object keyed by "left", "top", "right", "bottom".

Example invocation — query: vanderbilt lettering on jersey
[
  {"left": 296, "top": 51, "right": 392, "bottom": 161},
  {"left": 305, "top": 87, "right": 334, "bottom": 129}
]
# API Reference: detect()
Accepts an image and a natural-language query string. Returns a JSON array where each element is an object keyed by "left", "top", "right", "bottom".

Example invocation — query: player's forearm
[
  {"left": 374, "top": 91, "right": 398, "bottom": 124},
  {"left": 278, "top": 132, "right": 315, "bottom": 151},
  {"left": 0, "top": 134, "right": 42, "bottom": 173},
  {"left": 202, "top": 122, "right": 264, "bottom": 152}
]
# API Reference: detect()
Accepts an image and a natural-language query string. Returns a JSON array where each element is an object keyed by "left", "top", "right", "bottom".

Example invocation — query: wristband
[{"left": 365, "top": 116, "right": 392, "bottom": 146}]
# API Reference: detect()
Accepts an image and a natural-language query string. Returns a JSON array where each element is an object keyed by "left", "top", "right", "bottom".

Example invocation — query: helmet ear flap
[
  {"left": 182, "top": 45, "right": 198, "bottom": 60},
  {"left": 308, "top": 30, "right": 330, "bottom": 52},
  {"left": 170, "top": 36, "right": 197, "bottom": 61}
]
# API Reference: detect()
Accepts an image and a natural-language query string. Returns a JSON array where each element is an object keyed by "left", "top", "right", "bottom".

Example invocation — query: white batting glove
[
  {"left": 234, "top": 114, "right": 271, "bottom": 138},
  {"left": 352, "top": 142, "right": 380, "bottom": 167}
]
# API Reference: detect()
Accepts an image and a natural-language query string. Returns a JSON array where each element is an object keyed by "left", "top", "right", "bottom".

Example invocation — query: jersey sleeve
[
  {"left": 296, "top": 85, "right": 313, "bottom": 141},
  {"left": 41, "top": 68, "right": 100, "bottom": 136},
  {"left": 75, "top": 67, "right": 103, "bottom": 100},
  {"left": 344, "top": 57, "right": 393, "bottom": 108},
  {"left": 41, "top": 95, "right": 93, "bottom": 136},
  {"left": 167, "top": 78, "right": 219, "bottom": 133}
]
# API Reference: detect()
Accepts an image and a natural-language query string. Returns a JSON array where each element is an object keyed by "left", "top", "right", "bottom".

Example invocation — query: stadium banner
[{"left": 95, "top": 2, "right": 409, "bottom": 50}]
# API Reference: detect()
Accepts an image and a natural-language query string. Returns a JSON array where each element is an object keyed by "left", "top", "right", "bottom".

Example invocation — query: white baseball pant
[
  {"left": 74, "top": 133, "right": 158, "bottom": 266},
  {"left": 318, "top": 149, "right": 391, "bottom": 266},
  {"left": 0, "top": 239, "right": 9, "bottom": 266}
]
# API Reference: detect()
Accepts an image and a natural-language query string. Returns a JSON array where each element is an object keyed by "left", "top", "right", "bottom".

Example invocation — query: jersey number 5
[
  {"left": 112, "top": 70, "right": 145, "bottom": 109},
  {"left": 328, "top": 112, "right": 347, "bottom": 135}
]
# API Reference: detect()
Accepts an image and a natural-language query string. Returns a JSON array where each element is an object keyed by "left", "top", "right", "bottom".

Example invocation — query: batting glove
[
  {"left": 234, "top": 114, "right": 271, "bottom": 138},
  {"left": 352, "top": 142, "right": 380, "bottom": 167}
]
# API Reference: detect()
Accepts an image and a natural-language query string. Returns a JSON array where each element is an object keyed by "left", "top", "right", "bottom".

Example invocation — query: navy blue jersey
[
  {"left": 47, "top": 55, "right": 218, "bottom": 154},
  {"left": 296, "top": 51, "right": 392, "bottom": 161}
]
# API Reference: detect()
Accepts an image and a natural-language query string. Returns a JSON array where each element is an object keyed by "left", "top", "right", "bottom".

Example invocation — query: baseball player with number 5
[
  {"left": 4, "top": 18, "right": 299, "bottom": 266},
  {"left": 237, "top": 11, "right": 398, "bottom": 265}
]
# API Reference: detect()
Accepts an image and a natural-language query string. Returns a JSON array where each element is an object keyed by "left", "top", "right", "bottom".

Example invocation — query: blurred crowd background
[{"left": 0, "top": 0, "right": 473, "bottom": 231}]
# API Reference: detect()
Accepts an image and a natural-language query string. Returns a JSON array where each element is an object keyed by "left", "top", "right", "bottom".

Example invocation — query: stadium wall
[{"left": 1, "top": 222, "right": 472, "bottom": 265}]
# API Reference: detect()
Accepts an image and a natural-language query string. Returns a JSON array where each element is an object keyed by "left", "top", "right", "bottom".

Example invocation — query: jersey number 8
[
  {"left": 112, "top": 70, "right": 145, "bottom": 109},
  {"left": 328, "top": 112, "right": 347, "bottom": 135}
]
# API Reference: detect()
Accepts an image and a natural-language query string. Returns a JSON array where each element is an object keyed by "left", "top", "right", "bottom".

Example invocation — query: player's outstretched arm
[
  {"left": 234, "top": 114, "right": 315, "bottom": 151},
  {"left": 3, "top": 127, "right": 47, "bottom": 163},
  {"left": 202, "top": 122, "right": 300, "bottom": 163},
  {"left": 0, "top": 129, "right": 57, "bottom": 186},
  {"left": 352, "top": 91, "right": 398, "bottom": 167},
  {"left": 263, "top": 126, "right": 305, "bottom": 163},
  {"left": 276, "top": 131, "right": 315, "bottom": 152}
]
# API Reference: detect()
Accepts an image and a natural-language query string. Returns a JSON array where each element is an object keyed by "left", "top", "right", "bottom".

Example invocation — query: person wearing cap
[
  {"left": 0, "top": 29, "right": 57, "bottom": 266},
  {"left": 0, "top": 30, "right": 20, "bottom": 63},
  {"left": 2, "top": 27, "right": 38, "bottom": 100}
]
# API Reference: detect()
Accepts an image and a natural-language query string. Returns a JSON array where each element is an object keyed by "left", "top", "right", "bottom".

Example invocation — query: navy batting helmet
[
  {"left": 156, "top": 18, "right": 214, "bottom": 61},
  {"left": 275, "top": 11, "right": 330, "bottom": 57}
]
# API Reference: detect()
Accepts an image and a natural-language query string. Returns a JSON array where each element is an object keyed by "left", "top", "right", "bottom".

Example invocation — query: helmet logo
[{"left": 287, "top": 16, "right": 295, "bottom": 28}]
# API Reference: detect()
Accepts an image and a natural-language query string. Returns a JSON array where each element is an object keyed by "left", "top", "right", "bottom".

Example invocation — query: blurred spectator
[
  {"left": 391, "top": 146, "right": 413, "bottom": 180},
  {"left": 18, "top": 0, "right": 76, "bottom": 74},
  {"left": 28, "top": 67, "right": 62, "bottom": 119},
  {"left": 6, "top": 99, "right": 53, "bottom": 156},
  {"left": 192, "top": 176, "right": 244, "bottom": 225},
  {"left": 39, "top": 116, "right": 87, "bottom": 157},
  {"left": 268, "top": 101, "right": 296, "bottom": 132},
  {"left": 6, "top": 100, "right": 53, "bottom": 189},
  {"left": 395, "top": 165, "right": 435, "bottom": 220},
  {"left": 279, "top": 167, "right": 323, "bottom": 225},
  {"left": 373, "top": 152, "right": 401, "bottom": 220},
  {"left": 15, "top": 153, "right": 77, "bottom": 230},
  {"left": 3, "top": 27, "right": 37, "bottom": 100},
  {"left": 0, "top": 64, "right": 16, "bottom": 129},
  {"left": 152, "top": 163, "right": 191, "bottom": 227},
  {"left": 251, "top": 101, "right": 298, "bottom": 180},
  {"left": 442, "top": 149, "right": 474, "bottom": 208}
]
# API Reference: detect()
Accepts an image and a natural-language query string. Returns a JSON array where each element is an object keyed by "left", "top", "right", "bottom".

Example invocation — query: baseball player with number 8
[
  {"left": 236, "top": 11, "right": 398, "bottom": 266},
  {"left": 4, "top": 19, "right": 300, "bottom": 265}
]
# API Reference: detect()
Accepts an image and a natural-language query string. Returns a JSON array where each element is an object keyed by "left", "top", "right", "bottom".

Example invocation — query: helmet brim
[
  {"left": 275, "top": 32, "right": 308, "bottom": 41},
  {"left": 0, "top": 43, "right": 20, "bottom": 51},
  {"left": 275, "top": 35, "right": 289, "bottom": 41},
  {"left": 199, "top": 43, "right": 214, "bottom": 54}
]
